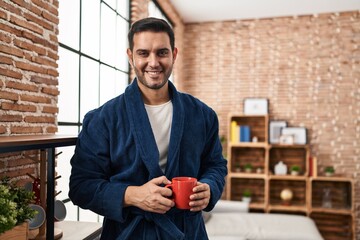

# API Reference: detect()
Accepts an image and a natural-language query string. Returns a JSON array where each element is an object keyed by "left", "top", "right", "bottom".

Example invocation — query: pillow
[{"left": 202, "top": 211, "right": 212, "bottom": 223}]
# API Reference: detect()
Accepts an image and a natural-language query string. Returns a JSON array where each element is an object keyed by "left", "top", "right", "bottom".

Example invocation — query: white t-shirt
[{"left": 145, "top": 101, "right": 173, "bottom": 172}]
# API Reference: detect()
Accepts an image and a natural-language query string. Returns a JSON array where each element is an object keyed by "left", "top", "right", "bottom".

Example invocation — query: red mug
[{"left": 165, "top": 177, "right": 197, "bottom": 209}]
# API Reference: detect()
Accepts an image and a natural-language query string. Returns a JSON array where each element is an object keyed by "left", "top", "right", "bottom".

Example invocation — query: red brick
[
  {"left": 0, "top": 55, "right": 13, "bottom": 65},
  {"left": 42, "top": 106, "right": 58, "bottom": 114},
  {"left": 14, "top": 60, "right": 47, "bottom": 74},
  {"left": 1, "top": 102, "right": 37, "bottom": 112},
  {"left": 0, "top": 31, "right": 11, "bottom": 43},
  {"left": 46, "top": 125, "right": 57, "bottom": 133},
  {"left": 30, "top": 75, "right": 58, "bottom": 86},
  {"left": 49, "top": 33, "right": 57, "bottom": 43},
  {"left": 6, "top": 80, "right": 38, "bottom": 92},
  {"left": 47, "top": 50, "right": 59, "bottom": 61},
  {"left": 47, "top": 68, "right": 59, "bottom": 77},
  {"left": 13, "top": 39, "right": 47, "bottom": 55},
  {"left": 53, "top": 0, "right": 59, "bottom": 8},
  {"left": 31, "top": 55, "right": 57, "bottom": 68},
  {"left": 10, "top": 126, "right": 43, "bottom": 134},
  {"left": 9, "top": 15, "right": 43, "bottom": 35},
  {"left": 41, "top": 86, "right": 59, "bottom": 96},
  {"left": 0, "top": 125, "right": 6, "bottom": 134},
  {"left": 10, "top": 0, "right": 31, "bottom": 10},
  {"left": 7, "top": 156, "right": 35, "bottom": 167},
  {"left": 0, "top": 22, "right": 22, "bottom": 37},
  {"left": 24, "top": 116, "right": 55, "bottom": 123},
  {"left": 23, "top": 11, "right": 53, "bottom": 31},
  {"left": 20, "top": 94, "right": 52, "bottom": 104},
  {"left": 0, "top": 114, "right": 23, "bottom": 122},
  {"left": 0, "top": 1, "right": 22, "bottom": 16},
  {"left": 0, "top": 90, "right": 19, "bottom": 101},
  {"left": 21, "top": 30, "right": 46, "bottom": 46},
  {"left": 41, "top": 9, "right": 59, "bottom": 25},
  {"left": 0, "top": 44, "right": 23, "bottom": 58},
  {"left": 0, "top": 8, "right": 7, "bottom": 20},
  {"left": 0, "top": 67, "right": 22, "bottom": 79},
  {"left": 0, "top": 167, "right": 37, "bottom": 179}
]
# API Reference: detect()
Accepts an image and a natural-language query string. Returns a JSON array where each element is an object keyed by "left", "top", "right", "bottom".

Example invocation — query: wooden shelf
[
  {"left": 268, "top": 204, "right": 307, "bottom": 213},
  {"left": 269, "top": 175, "right": 308, "bottom": 180},
  {"left": 311, "top": 208, "right": 353, "bottom": 215},
  {"left": 229, "top": 173, "right": 266, "bottom": 179},
  {"left": 229, "top": 142, "right": 268, "bottom": 148},
  {"left": 226, "top": 114, "right": 355, "bottom": 240}
]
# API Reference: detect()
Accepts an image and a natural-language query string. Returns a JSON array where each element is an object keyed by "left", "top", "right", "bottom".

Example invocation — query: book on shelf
[
  {"left": 231, "top": 121, "right": 251, "bottom": 143},
  {"left": 240, "top": 125, "right": 250, "bottom": 142}
]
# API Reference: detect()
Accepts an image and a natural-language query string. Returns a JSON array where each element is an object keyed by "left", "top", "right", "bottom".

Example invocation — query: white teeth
[{"left": 147, "top": 71, "right": 161, "bottom": 75}]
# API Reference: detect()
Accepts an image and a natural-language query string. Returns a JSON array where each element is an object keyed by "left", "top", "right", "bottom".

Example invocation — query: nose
[{"left": 148, "top": 53, "right": 160, "bottom": 68}]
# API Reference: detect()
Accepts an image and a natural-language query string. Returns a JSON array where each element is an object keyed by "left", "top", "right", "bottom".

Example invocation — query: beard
[{"left": 134, "top": 66, "right": 173, "bottom": 90}]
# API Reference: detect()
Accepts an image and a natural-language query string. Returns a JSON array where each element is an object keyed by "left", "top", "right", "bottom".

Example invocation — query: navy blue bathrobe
[{"left": 69, "top": 79, "right": 228, "bottom": 240}]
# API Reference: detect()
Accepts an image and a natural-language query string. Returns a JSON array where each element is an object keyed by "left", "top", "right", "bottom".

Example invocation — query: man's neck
[{"left": 138, "top": 82, "right": 170, "bottom": 105}]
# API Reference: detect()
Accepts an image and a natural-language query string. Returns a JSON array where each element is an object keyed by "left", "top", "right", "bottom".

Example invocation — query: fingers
[
  {"left": 150, "top": 176, "right": 171, "bottom": 186},
  {"left": 189, "top": 182, "right": 210, "bottom": 212}
]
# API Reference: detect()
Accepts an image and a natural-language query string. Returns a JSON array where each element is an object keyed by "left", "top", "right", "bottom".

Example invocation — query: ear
[
  {"left": 127, "top": 48, "right": 134, "bottom": 67},
  {"left": 172, "top": 47, "right": 178, "bottom": 62}
]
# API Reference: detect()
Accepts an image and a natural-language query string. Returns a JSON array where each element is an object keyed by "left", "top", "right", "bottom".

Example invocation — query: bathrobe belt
[{"left": 117, "top": 208, "right": 185, "bottom": 240}]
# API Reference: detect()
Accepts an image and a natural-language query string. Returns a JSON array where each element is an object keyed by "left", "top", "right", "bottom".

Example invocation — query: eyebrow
[{"left": 135, "top": 47, "right": 170, "bottom": 53}]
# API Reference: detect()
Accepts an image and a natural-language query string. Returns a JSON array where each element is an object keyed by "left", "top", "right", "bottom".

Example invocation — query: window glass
[
  {"left": 99, "top": 64, "right": 116, "bottom": 105},
  {"left": 116, "top": 70, "right": 128, "bottom": 94},
  {"left": 81, "top": 0, "right": 100, "bottom": 59},
  {"left": 79, "top": 209, "right": 99, "bottom": 222},
  {"left": 80, "top": 57, "right": 100, "bottom": 120},
  {"left": 58, "top": 0, "right": 80, "bottom": 50},
  {"left": 116, "top": 16, "right": 129, "bottom": 71},
  {"left": 55, "top": 145, "right": 75, "bottom": 203},
  {"left": 117, "top": 0, "right": 129, "bottom": 19},
  {"left": 100, "top": 4, "right": 117, "bottom": 66},
  {"left": 103, "top": 0, "right": 116, "bottom": 10},
  {"left": 58, "top": 48, "right": 79, "bottom": 122}
]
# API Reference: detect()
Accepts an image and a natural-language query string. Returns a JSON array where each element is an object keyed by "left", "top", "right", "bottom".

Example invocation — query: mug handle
[{"left": 164, "top": 184, "right": 174, "bottom": 201}]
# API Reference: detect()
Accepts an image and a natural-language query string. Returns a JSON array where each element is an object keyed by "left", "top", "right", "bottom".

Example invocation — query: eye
[
  {"left": 158, "top": 49, "right": 169, "bottom": 57},
  {"left": 137, "top": 50, "right": 148, "bottom": 57}
]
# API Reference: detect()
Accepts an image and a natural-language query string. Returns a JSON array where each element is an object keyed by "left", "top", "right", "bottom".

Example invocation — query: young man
[{"left": 69, "top": 17, "right": 227, "bottom": 240}]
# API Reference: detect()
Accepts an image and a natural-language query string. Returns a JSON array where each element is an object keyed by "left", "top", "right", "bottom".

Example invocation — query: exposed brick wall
[
  {"left": 182, "top": 11, "right": 360, "bottom": 238},
  {"left": 0, "top": 0, "right": 59, "bottom": 182}
]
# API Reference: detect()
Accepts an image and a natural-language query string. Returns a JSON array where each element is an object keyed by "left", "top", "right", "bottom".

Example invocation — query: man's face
[{"left": 127, "top": 31, "right": 177, "bottom": 90}]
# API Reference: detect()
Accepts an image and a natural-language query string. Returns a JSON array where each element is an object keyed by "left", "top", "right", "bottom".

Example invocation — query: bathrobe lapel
[
  {"left": 165, "top": 81, "right": 184, "bottom": 179},
  {"left": 124, "top": 79, "right": 163, "bottom": 179},
  {"left": 124, "top": 79, "right": 184, "bottom": 179}
]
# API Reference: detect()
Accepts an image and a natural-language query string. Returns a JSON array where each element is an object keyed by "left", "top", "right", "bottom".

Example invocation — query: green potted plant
[
  {"left": 244, "top": 163, "right": 253, "bottom": 173},
  {"left": 290, "top": 165, "right": 301, "bottom": 176},
  {"left": 0, "top": 178, "right": 36, "bottom": 237},
  {"left": 234, "top": 162, "right": 241, "bottom": 172},
  {"left": 324, "top": 166, "right": 335, "bottom": 177},
  {"left": 242, "top": 189, "right": 252, "bottom": 203}
]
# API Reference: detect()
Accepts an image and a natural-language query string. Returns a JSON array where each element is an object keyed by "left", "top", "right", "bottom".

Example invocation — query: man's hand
[
  {"left": 189, "top": 182, "right": 210, "bottom": 212},
  {"left": 124, "top": 176, "right": 175, "bottom": 214}
]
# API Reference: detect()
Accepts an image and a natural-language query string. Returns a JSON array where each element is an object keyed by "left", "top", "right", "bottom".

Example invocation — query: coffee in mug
[{"left": 165, "top": 177, "right": 197, "bottom": 209}]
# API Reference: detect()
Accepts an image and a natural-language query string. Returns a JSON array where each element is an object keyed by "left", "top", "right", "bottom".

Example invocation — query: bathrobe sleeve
[
  {"left": 197, "top": 107, "right": 228, "bottom": 212},
  {"left": 69, "top": 108, "right": 129, "bottom": 222}
]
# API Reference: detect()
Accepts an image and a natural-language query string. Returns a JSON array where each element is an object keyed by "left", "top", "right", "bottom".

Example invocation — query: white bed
[{"left": 205, "top": 200, "right": 324, "bottom": 240}]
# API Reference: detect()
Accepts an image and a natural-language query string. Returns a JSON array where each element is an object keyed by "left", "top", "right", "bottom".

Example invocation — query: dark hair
[{"left": 128, "top": 17, "right": 175, "bottom": 51}]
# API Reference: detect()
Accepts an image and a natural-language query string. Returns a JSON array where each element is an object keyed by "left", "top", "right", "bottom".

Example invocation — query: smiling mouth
[{"left": 145, "top": 71, "right": 163, "bottom": 77}]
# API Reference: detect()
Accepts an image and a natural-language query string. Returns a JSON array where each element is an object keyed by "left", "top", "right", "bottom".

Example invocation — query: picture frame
[
  {"left": 269, "top": 120, "right": 287, "bottom": 144},
  {"left": 279, "top": 134, "right": 295, "bottom": 145},
  {"left": 281, "top": 127, "right": 307, "bottom": 144},
  {"left": 243, "top": 98, "right": 268, "bottom": 115}
]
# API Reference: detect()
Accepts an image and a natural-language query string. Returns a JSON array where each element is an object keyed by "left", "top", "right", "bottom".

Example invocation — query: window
[{"left": 57, "top": 0, "right": 130, "bottom": 222}]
